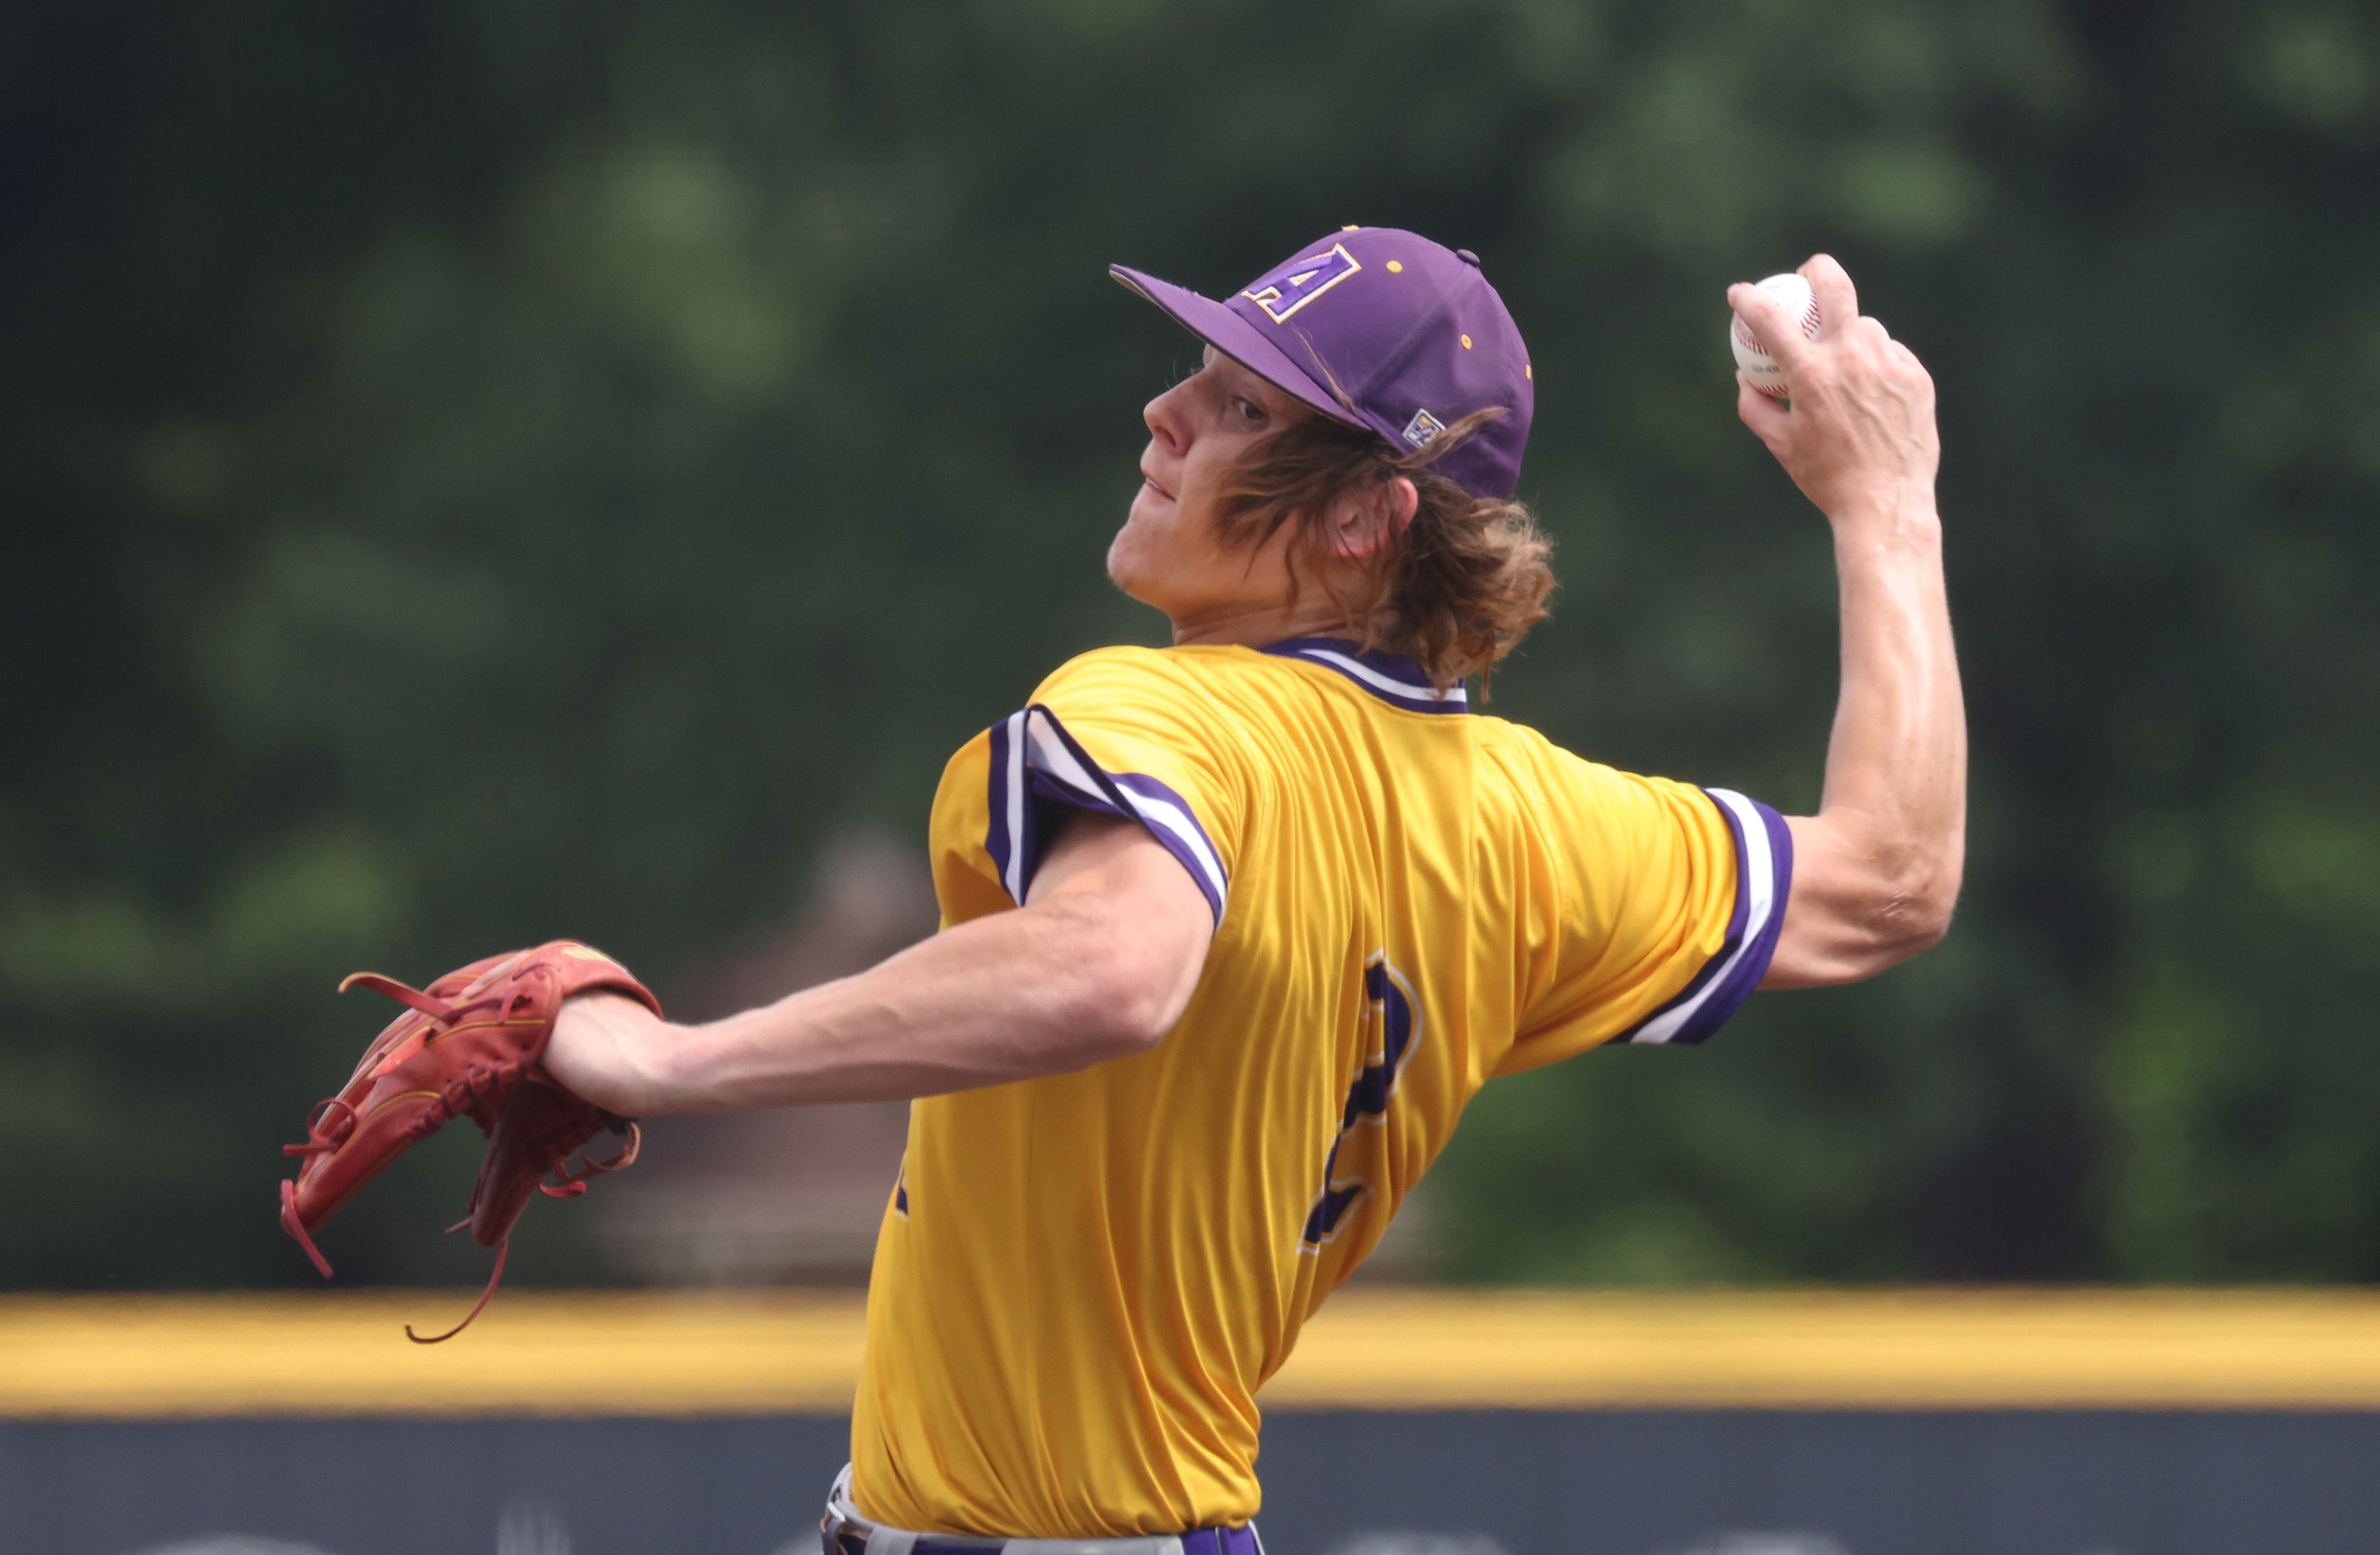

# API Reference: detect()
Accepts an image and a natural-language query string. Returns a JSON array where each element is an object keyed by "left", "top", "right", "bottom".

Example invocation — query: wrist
[
  {"left": 556, "top": 993, "right": 690, "bottom": 1117},
  {"left": 629, "top": 1016, "right": 699, "bottom": 1115},
  {"left": 1827, "top": 489, "right": 1940, "bottom": 550}
]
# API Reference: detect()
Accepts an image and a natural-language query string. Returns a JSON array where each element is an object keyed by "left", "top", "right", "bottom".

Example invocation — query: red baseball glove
[{"left": 278, "top": 940, "right": 660, "bottom": 1342}]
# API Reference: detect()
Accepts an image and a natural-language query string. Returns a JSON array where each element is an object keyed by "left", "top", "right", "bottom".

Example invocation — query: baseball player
[{"left": 543, "top": 227, "right": 1964, "bottom": 1552}]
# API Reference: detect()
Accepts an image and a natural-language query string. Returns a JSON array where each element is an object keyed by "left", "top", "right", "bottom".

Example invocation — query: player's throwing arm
[{"left": 1728, "top": 256, "right": 1966, "bottom": 987}]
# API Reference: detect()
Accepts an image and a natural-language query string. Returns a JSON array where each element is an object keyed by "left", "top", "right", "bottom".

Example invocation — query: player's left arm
[
  {"left": 1731, "top": 255, "right": 1967, "bottom": 989},
  {"left": 542, "top": 812, "right": 1212, "bottom": 1114}
]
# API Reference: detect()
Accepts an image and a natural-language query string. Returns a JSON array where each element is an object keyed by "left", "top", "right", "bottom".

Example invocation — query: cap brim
[{"left": 1109, "top": 264, "right": 1383, "bottom": 440}]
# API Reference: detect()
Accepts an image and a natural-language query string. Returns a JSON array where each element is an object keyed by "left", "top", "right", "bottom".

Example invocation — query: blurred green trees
[{"left": 2, "top": 0, "right": 2375, "bottom": 1288}]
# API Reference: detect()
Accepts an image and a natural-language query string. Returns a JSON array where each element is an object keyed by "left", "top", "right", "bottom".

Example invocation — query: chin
[
  {"left": 1106, "top": 537, "right": 1163, "bottom": 611},
  {"left": 1107, "top": 497, "right": 1166, "bottom": 603}
]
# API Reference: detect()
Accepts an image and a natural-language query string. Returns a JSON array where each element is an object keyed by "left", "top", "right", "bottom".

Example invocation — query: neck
[{"left": 1164, "top": 596, "right": 1356, "bottom": 651}]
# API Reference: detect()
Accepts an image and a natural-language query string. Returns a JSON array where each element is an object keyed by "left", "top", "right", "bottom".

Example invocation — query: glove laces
[{"left": 279, "top": 957, "right": 640, "bottom": 1342}]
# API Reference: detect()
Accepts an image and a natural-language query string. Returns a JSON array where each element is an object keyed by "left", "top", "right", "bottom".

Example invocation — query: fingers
[
  {"left": 1887, "top": 335, "right": 1933, "bottom": 381},
  {"left": 1801, "top": 254, "right": 1858, "bottom": 335},
  {"left": 1727, "top": 281, "right": 1814, "bottom": 371},
  {"left": 1736, "top": 373, "right": 1790, "bottom": 444}
]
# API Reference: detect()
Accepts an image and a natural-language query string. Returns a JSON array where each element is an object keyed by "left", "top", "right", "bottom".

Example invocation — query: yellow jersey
[{"left": 849, "top": 638, "right": 1790, "bottom": 1537}]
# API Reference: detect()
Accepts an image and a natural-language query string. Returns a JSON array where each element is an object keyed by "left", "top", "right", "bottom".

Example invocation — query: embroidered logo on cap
[
  {"left": 1401, "top": 409, "right": 1448, "bottom": 448},
  {"left": 1242, "top": 243, "right": 1361, "bottom": 324}
]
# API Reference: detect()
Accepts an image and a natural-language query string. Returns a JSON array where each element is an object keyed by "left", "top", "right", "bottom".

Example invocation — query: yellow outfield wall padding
[{"left": 9, "top": 1288, "right": 2380, "bottom": 1418}]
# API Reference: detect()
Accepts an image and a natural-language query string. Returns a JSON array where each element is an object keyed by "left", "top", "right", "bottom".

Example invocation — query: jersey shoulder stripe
[{"left": 985, "top": 704, "right": 1229, "bottom": 923}]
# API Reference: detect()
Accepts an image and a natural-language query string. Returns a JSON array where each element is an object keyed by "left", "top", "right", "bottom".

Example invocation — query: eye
[{"left": 1234, "top": 397, "right": 1269, "bottom": 427}]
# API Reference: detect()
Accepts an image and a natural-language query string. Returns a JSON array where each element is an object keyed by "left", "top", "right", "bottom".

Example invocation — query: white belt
[{"left": 824, "top": 1465, "right": 1251, "bottom": 1555}]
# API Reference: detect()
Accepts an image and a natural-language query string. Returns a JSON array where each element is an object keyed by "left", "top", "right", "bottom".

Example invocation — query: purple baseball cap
[{"left": 1110, "top": 226, "right": 1533, "bottom": 500}]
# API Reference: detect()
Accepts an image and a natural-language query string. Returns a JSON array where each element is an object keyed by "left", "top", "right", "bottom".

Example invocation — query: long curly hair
[{"left": 1208, "top": 407, "right": 1555, "bottom": 692}]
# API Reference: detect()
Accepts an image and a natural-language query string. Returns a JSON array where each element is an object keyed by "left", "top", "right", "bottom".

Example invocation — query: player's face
[{"left": 1110, "top": 348, "right": 1310, "bottom": 630}]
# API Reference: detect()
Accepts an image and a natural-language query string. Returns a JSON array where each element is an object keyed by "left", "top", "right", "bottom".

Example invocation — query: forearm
[
  {"left": 650, "top": 898, "right": 1158, "bottom": 1112},
  {"left": 544, "top": 815, "right": 1218, "bottom": 1116},
  {"left": 1771, "top": 499, "right": 1966, "bottom": 983},
  {"left": 1814, "top": 500, "right": 1966, "bottom": 891}
]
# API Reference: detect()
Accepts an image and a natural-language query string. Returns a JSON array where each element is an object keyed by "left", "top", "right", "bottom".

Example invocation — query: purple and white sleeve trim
[
  {"left": 984, "top": 704, "right": 1229, "bottom": 925},
  {"left": 1615, "top": 787, "right": 1794, "bottom": 1046}
]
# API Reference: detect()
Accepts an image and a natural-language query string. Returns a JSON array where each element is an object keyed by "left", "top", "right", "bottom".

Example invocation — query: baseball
[{"left": 1730, "top": 271, "right": 1822, "bottom": 398}]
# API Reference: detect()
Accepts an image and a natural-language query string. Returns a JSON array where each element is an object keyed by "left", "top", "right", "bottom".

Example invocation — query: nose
[{"left": 1143, "top": 379, "right": 1190, "bottom": 456}]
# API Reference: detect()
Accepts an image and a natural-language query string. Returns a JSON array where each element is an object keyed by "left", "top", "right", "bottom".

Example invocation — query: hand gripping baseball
[
  {"left": 277, "top": 941, "right": 660, "bottom": 1342},
  {"left": 1729, "top": 255, "right": 1939, "bottom": 529}
]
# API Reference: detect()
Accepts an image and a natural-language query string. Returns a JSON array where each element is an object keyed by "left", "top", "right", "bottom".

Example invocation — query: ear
[{"left": 1326, "top": 477, "right": 1419, "bottom": 560}]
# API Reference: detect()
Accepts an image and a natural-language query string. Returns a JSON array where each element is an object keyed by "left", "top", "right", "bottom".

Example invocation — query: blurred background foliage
[{"left": 2, "top": 0, "right": 2375, "bottom": 1289}]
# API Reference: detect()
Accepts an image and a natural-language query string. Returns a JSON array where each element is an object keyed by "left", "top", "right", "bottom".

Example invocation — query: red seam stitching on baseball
[{"left": 1732, "top": 306, "right": 1822, "bottom": 361}]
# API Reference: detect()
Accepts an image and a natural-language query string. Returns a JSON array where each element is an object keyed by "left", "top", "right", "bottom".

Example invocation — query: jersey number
[{"left": 1300, "top": 955, "right": 1420, "bottom": 1250}]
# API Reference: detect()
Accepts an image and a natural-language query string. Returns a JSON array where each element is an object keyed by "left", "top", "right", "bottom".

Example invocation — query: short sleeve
[
  {"left": 927, "top": 648, "right": 1246, "bottom": 929},
  {"left": 1497, "top": 739, "right": 1794, "bottom": 1075}
]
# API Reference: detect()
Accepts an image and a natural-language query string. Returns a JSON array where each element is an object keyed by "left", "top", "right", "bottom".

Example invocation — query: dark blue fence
[{"left": 8, "top": 1411, "right": 2380, "bottom": 1555}]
